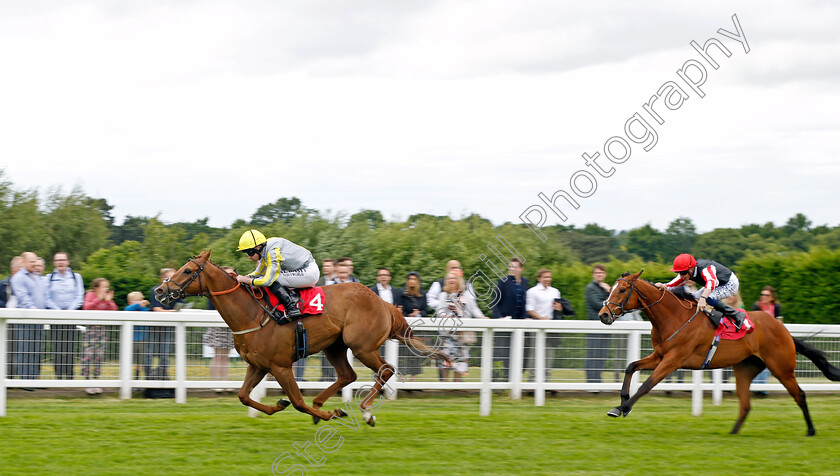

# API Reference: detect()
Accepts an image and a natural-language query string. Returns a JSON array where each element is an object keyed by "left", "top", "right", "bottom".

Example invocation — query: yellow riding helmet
[{"left": 237, "top": 229, "right": 267, "bottom": 251}]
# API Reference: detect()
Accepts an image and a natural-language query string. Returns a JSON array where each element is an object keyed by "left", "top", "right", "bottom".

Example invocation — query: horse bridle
[
  {"left": 155, "top": 260, "right": 276, "bottom": 335},
  {"left": 603, "top": 277, "right": 666, "bottom": 321},
  {"left": 157, "top": 258, "right": 209, "bottom": 304}
]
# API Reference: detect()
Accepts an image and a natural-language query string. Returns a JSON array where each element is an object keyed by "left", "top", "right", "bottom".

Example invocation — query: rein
[
  {"left": 664, "top": 306, "right": 701, "bottom": 342},
  {"left": 604, "top": 277, "right": 667, "bottom": 320},
  {"left": 605, "top": 276, "right": 702, "bottom": 342},
  {"left": 161, "top": 260, "right": 273, "bottom": 335}
]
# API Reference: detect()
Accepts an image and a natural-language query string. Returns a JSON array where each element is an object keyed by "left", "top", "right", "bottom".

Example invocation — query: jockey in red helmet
[{"left": 655, "top": 253, "right": 747, "bottom": 330}]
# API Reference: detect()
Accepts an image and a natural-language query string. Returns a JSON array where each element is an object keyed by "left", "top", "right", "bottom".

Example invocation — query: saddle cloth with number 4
[{"left": 267, "top": 287, "right": 325, "bottom": 316}]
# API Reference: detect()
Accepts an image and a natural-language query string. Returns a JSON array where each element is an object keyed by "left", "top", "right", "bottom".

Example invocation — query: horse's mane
[
  {"left": 194, "top": 255, "right": 239, "bottom": 282},
  {"left": 621, "top": 271, "right": 696, "bottom": 305}
]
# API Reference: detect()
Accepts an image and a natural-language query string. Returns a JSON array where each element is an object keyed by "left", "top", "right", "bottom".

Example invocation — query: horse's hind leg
[
  {"left": 350, "top": 349, "right": 396, "bottom": 426},
  {"left": 237, "top": 364, "right": 288, "bottom": 416},
  {"left": 270, "top": 364, "right": 340, "bottom": 422},
  {"left": 730, "top": 357, "right": 764, "bottom": 435},
  {"left": 765, "top": 354, "right": 816, "bottom": 436},
  {"left": 608, "top": 352, "right": 661, "bottom": 417},
  {"left": 311, "top": 342, "right": 357, "bottom": 421}
]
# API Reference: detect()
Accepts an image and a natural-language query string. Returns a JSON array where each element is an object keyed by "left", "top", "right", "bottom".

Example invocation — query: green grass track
[{"left": 1, "top": 392, "right": 838, "bottom": 475}]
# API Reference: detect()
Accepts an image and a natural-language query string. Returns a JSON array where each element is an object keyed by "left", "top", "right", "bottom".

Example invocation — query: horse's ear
[
  {"left": 630, "top": 270, "right": 644, "bottom": 280},
  {"left": 198, "top": 249, "right": 211, "bottom": 260},
  {"left": 639, "top": 269, "right": 644, "bottom": 277}
]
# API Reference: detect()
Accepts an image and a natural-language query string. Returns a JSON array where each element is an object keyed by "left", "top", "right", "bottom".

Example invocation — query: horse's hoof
[
  {"left": 607, "top": 408, "right": 622, "bottom": 418},
  {"left": 313, "top": 415, "right": 320, "bottom": 425},
  {"left": 336, "top": 408, "right": 348, "bottom": 418},
  {"left": 278, "top": 399, "right": 291, "bottom": 409},
  {"left": 363, "top": 411, "right": 375, "bottom": 427}
]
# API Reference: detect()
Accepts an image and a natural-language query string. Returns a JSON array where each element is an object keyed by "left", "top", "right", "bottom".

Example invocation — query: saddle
[
  {"left": 701, "top": 307, "right": 754, "bottom": 368},
  {"left": 265, "top": 287, "right": 325, "bottom": 316},
  {"left": 264, "top": 287, "right": 326, "bottom": 362}
]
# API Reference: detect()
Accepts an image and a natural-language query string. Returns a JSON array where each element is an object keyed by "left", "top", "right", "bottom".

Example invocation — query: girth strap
[
  {"left": 294, "top": 319, "right": 308, "bottom": 362},
  {"left": 702, "top": 334, "right": 722, "bottom": 369}
]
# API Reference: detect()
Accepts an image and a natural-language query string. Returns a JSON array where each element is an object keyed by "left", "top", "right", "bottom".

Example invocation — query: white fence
[{"left": 2, "top": 308, "right": 840, "bottom": 418}]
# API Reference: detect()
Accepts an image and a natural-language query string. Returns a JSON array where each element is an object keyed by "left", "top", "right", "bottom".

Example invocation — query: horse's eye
[
  {"left": 184, "top": 269, "right": 192, "bottom": 275},
  {"left": 619, "top": 289, "right": 625, "bottom": 293}
]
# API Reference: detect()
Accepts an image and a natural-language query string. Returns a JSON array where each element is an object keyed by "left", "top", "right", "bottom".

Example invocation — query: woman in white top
[{"left": 435, "top": 271, "right": 485, "bottom": 381}]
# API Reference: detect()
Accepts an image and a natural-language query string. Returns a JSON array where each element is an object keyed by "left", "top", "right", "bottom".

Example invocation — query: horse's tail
[
  {"left": 387, "top": 305, "right": 451, "bottom": 363},
  {"left": 794, "top": 337, "right": 840, "bottom": 381}
]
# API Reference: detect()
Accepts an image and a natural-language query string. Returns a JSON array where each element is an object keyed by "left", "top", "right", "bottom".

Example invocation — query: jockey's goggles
[{"left": 242, "top": 248, "right": 260, "bottom": 257}]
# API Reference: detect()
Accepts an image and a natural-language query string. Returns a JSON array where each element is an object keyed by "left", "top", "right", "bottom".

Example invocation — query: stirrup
[{"left": 271, "top": 310, "right": 292, "bottom": 325}]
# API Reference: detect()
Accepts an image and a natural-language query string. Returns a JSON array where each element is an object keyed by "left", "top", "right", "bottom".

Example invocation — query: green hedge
[{"left": 737, "top": 247, "right": 840, "bottom": 324}]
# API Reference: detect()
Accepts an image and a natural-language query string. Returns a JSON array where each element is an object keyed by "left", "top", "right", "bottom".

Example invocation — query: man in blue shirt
[
  {"left": 10, "top": 252, "right": 47, "bottom": 383},
  {"left": 45, "top": 252, "right": 85, "bottom": 380}
]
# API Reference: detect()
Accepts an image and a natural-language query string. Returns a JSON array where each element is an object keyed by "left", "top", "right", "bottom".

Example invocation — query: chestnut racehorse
[
  {"left": 599, "top": 271, "right": 840, "bottom": 436},
  {"left": 154, "top": 250, "right": 446, "bottom": 425}
]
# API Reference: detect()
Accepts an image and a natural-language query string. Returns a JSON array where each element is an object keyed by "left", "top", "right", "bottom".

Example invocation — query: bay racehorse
[
  {"left": 154, "top": 250, "right": 447, "bottom": 426},
  {"left": 599, "top": 271, "right": 840, "bottom": 436}
]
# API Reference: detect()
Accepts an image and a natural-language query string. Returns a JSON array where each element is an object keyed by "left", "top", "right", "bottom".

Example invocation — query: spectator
[
  {"left": 752, "top": 287, "right": 782, "bottom": 394},
  {"left": 426, "top": 260, "right": 463, "bottom": 310},
  {"left": 33, "top": 257, "right": 46, "bottom": 276},
  {"left": 526, "top": 268, "right": 562, "bottom": 381},
  {"left": 326, "top": 257, "right": 359, "bottom": 285},
  {"left": 125, "top": 291, "right": 151, "bottom": 382},
  {"left": 491, "top": 258, "right": 529, "bottom": 381},
  {"left": 0, "top": 256, "right": 23, "bottom": 308},
  {"left": 584, "top": 265, "right": 611, "bottom": 385},
  {"left": 81, "top": 277, "right": 117, "bottom": 395},
  {"left": 436, "top": 271, "right": 484, "bottom": 382},
  {"left": 204, "top": 266, "right": 236, "bottom": 392},
  {"left": 370, "top": 267, "right": 398, "bottom": 304},
  {"left": 149, "top": 268, "right": 182, "bottom": 381},
  {"left": 1, "top": 256, "right": 23, "bottom": 378},
  {"left": 45, "top": 252, "right": 84, "bottom": 380},
  {"left": 396, "top": 271, "right": 429, "bottom": 383},
  {"left": 753, "top": 286, "right": 781, "bottom": 320},
  {"left": 316, "top": 259, "right": 335, "bottom": 286},
  {"left": 10, "top": 252, "right": 47, "bottom": 387}
]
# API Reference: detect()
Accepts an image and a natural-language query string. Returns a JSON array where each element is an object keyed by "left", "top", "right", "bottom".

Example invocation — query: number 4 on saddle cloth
[
  {"left": 702, "top": 308, "right": 755, "bottom": 368},
  {"left": 264, "top": 287, "right": 325, "bottom": 362},
  {"left": 266, "top": 287, "right": 326, "bottom": 316}
]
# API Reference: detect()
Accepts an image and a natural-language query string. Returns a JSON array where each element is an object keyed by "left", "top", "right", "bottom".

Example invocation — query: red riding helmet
[{"left": 670, "top": 253, "right": 697, "bottom": 272}]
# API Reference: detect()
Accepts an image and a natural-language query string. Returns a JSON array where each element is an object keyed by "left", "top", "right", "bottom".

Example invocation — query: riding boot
[
  {"left": 709, "top": 298, "right": 745, "bottom": 330},
  {"left": 269, "top": 281, "right": 303, "bottom": 323}
]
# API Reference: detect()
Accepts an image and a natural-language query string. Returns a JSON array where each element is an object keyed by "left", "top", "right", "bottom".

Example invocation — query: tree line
[{"left": 1, "top": 170, "right": 837, "bottom": 323}]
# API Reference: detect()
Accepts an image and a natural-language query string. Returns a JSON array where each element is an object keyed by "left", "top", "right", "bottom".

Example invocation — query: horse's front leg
[
  {"left": 608, "top": 352, "right": 662, "bottom": 417},
  {"left": 237, "top": 364, "right": 289, "bottom": 416},
  {"left": 270, "top": 364, "right": 340, "bottom": 422},
  {"left": 609, "top": 353, "right": 683, "bottom": 418}
]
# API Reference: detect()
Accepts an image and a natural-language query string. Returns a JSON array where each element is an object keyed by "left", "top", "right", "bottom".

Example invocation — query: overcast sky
[{"left": 1, "top": 1, "right": 838, "bottom": 234}]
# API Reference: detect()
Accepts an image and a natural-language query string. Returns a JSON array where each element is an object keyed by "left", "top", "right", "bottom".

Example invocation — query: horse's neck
[
  {"left": 207, "top": 275, "right": 265, "bottom": 331},
  {"left": 633, "top": 280, "right": 689, "bottom": 332}
]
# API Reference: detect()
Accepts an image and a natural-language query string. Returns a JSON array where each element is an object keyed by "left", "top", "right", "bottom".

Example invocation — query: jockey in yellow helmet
[{"left": 235, "top": 230, "right": 320, "bottom": 323}]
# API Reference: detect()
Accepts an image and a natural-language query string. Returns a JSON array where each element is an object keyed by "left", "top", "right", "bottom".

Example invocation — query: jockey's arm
[
  {"left": 664, "top": 275, "right": 684, "bottom": 288},
  {"left": 251, "top": 246, "right": 283, "bottom": 287},
  {"left": 698, "top": 265, "right": 719, "bottom": 303}
]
